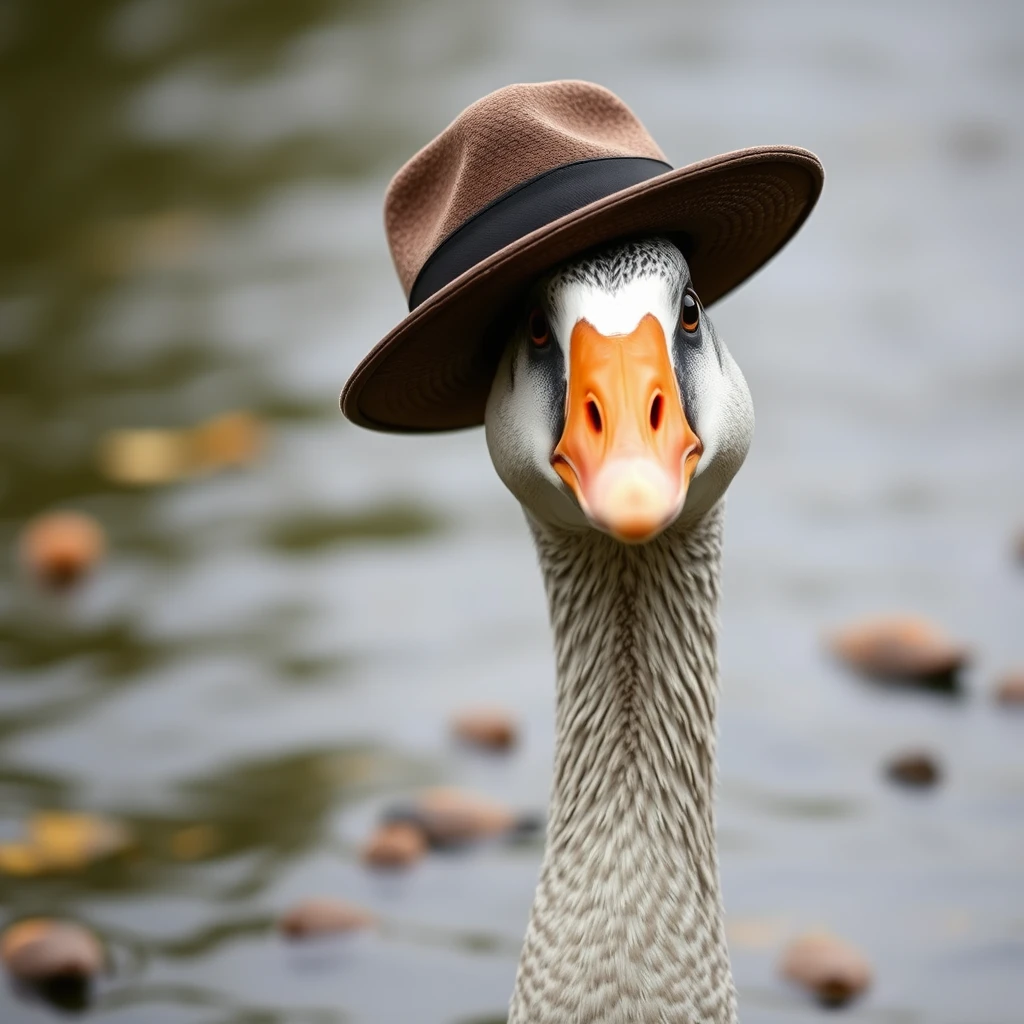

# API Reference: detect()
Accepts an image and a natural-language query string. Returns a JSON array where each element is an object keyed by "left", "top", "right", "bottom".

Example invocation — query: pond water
[{"left": 0, "top": 1, "right": 1022, "bottom": 1022}]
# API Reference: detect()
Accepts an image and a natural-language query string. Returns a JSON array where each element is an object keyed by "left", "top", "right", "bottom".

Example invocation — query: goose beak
[{"left": 552, "top": 314, "right": 702, "bottom": 543}]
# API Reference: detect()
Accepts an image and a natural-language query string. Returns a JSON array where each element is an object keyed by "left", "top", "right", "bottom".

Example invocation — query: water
[{"left": 1, "top": 0, "right": 1022, "bottom": 1021}]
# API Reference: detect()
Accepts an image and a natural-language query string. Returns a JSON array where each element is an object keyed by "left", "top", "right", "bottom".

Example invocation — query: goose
[
  {"left": 484, "top": 235, "right": 748, "bottom": 1023},
  {"left": 340, "top": 79, "right": 821, "bottom": 1024}
]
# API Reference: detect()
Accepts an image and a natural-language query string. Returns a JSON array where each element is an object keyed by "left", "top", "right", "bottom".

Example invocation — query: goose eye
[
  {"left": 528, "top": 307, "right": 550, "bottom": 347},
  {"left": 681, "top": 290, "right": 700, "bottom": 333}
]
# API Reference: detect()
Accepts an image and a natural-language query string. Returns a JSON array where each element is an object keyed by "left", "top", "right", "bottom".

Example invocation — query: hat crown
[{"left": 384, "top": 81, "right": 668, "bottom": 297}]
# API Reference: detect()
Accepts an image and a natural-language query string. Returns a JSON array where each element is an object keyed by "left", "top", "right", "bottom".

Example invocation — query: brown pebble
[
  {"left": 885, "top": 750, "right": 941, "bottom": 788},
  {"left": 360, "top": 821, "right": 428, "bottom": 868},
  {"left": 278, "top": 898, "right": 375, "bottom": 938},
  {"left": 451, "top": 708, "right": 519, "bottom": 751},
  {"left": 18, "top": 512, "right": 105, "bottom": 590},
  {"left": 412, "top": 788, "right": 517, "bottom": 846},
  {"left": 994, "top": 669, "right": 1024, "bottom": 706},
  {"left": 780, "top": 931, "right": 872, "bottom": 1007},
  {"left": 1, "top": 919, "right": 104, "bottom": 983},
  {"left": 829, "top": 615, "right": 968, "bottom": 691}
]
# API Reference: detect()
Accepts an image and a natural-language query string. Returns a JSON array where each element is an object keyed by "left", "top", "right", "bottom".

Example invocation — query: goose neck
[{"left": 510, "top": 501, "right": 737, "bottom": 1024}]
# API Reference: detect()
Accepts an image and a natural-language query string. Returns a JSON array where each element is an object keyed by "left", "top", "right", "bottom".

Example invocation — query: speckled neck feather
[{"left": 510, "top": 501, "right": 737, "bottom": 1024}]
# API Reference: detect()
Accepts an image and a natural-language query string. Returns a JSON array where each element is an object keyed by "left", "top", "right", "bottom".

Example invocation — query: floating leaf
[
  {"left": 0, "top": 812, "right": 132, "bottom": 876},
  {"left": 169, "top": 824, "right": 221, "bottom": 862},
  {"left": 190, "top": 411, "right": 264, "bottom": 470},
  {"left": 98, "top": 411, "right": 266, "bottom": 487},
  {"left": 0, "top": 844, "right": 48, "bottom": 877},
  {"left": 29, "top": 812, "right": 133, "bottom": 869},
  {"left": 98, "top": 428, "right": 191, "bottom": 486},
  {"left": 85, "top": 209, "right": 206, "bottom": 276}
]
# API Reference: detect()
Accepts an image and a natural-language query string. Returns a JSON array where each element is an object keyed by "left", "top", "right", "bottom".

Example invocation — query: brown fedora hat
[{"left": 341, "top": 80, "right": 823, "bottom": 432}]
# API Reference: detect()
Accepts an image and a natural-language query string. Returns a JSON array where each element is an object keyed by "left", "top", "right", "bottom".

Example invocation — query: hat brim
[{"left": 341, "top": 145, "right": 823, "bottom": 432}]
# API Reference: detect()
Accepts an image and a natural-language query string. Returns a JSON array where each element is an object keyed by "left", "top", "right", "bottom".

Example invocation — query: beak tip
[{"left": 590, "top": 461, "right": 682, "bottom": 543}]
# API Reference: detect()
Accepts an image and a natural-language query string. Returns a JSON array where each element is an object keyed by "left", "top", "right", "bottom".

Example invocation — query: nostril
[
  {"left": 649, "top": 392, "right": 664, "bottom": 431},
  {"left": 585, "top": 399, "right": 603, "bottom": 434}
]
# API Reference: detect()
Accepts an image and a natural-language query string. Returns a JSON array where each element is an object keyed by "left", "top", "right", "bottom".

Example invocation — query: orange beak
[{"left": 552, "top": 314, "right": 702, "bottom": 543}]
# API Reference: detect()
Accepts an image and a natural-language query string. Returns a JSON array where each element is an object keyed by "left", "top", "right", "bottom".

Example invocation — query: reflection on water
[{"left": 1, "top": 0, "right": 1022, "bottom": 1022}]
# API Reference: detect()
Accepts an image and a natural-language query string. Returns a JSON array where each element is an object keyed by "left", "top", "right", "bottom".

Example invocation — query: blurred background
[{"left": 1, "top": 0, "right": 1022, "bottom": 1021}]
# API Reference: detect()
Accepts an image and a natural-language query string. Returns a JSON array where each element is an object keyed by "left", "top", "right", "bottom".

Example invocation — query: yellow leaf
[
  {"left": 189, "top": 412, "right": 263, "bottom": 471},
  {"left": 0, "top": 844, "right": 47, "bottom": 877},
  {"left": 28, "top": 812, "right": 132, "bottom": 870},
  {"left": 98, "top": 429, "right": 191, "bottom": 486}
]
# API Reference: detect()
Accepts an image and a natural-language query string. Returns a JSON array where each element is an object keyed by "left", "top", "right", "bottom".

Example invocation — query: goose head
[{"left": 485, "top": 236, "right": 755, "bottom": 540}]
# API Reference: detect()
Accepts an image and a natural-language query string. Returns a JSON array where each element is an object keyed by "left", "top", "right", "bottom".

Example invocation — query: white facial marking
[{"left": 550, "top": 275, "right": 679, "bottom": 363}]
